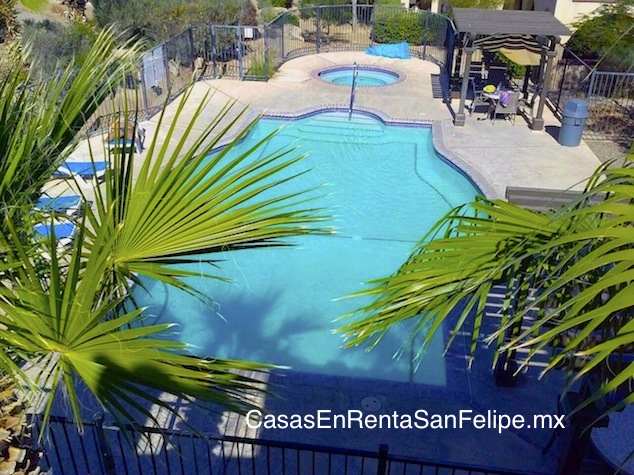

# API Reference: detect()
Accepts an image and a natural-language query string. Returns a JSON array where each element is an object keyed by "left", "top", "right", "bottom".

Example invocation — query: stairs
[{"left": 296, "top": 112, "right": 385, "bottom": 142}]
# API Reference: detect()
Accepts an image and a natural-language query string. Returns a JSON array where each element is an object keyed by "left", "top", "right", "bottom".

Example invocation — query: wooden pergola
[{"left": 452, "top": 8, "right": 571, "bottom": 130}]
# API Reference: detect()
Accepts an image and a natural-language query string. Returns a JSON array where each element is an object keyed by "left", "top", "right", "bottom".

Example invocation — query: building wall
[{"left": 553, "top": 0, "right": 602, "bottom": 28}]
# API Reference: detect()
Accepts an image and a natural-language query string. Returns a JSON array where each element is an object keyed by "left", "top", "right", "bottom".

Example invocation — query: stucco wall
[{"left": 554, "top": 0, "right": 602, "bottom": 28}]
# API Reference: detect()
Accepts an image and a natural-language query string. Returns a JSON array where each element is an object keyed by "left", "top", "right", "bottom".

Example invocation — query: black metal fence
[
  {"left": 87, "top": 5, "right": 454, "bottom": 133},
  {"left": 545, "top": 44, "right": 592, "bottom": 117},
  {"left": 585, "top": 71, "right": 634, "bottom": 140},
  {"left": 546, "top": 43, "right": 634, "bottom": 140},
  {"left": 266, "top": 6, "right": 453, "bottom": 70},
  {"left": 36, "top": 414, "right": 534, "bottom": 475}
]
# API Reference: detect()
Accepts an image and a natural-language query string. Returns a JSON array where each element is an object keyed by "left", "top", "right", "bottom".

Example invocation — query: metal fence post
[
  {"left": 556, "top": 58, "right": 568, "bottom": 112},
  {"left": 445, "top": 21, "right": 456, "bottom": 83},
  {"left": 139, "top": 60, "right": 149, "bottom": 117},
  {"left": 586, "top": 69, "right": 597, "bottom": 100},
  {"left": 163, "top": 47, "right": 171, "bottom": 93},
  {"left": 188, "top": 27, "right": 195, "bottom": 69},
  {"left": 210, "top": 25, "right": 217, "bottom": 78},
  {"left": 279, "top": 19, "right": 285, "bottom": 59},
  {"left": 370, "top": 4, "right": 377, "bottom": 46},
  {"left": 423, "top": 12, "right": 430, "bottom": 60},
  {"left": 316, "top": 6, "right": 321, "bottom": 54},
  {"left": 377, "top": 444, "right": 388, "bottom": 475},
  {"left": 237, "top": 26, "right": 244, "bottom": 80},
  {"left": 94, "top": 414, "right": 115, "bottom": 475}
]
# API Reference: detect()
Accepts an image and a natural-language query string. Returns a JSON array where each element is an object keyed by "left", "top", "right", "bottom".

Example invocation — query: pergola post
[
  {"left": 454, "top": 45, "right": 475, "bottom": 127},
  {"left": 531, "top": 49, "right": 557, "bottom": 131}
]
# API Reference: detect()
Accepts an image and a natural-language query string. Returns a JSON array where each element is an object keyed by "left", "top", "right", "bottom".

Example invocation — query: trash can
[{"left": 558, "top": 99, "right": 589, "bottom": 147}]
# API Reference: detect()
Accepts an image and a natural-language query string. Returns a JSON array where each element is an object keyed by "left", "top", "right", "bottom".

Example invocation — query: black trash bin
[{"left": 558, "top": 99, "right": 589, "bottom": 147}]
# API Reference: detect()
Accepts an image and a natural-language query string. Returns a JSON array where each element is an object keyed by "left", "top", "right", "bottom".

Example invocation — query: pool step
[{"left": 297, "top": 113, "right": 386, "bottom": 139}]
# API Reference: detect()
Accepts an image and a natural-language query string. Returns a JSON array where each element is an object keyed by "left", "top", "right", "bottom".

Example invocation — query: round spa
[{"left": 318, "top": 66, "right": 400, "bottom": 87}]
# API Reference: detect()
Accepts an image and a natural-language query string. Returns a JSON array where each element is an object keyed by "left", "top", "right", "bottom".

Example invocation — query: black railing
[
  {"left": 35, "top": 414, "right": 538, "bottom": 475},
  {"left": 349, "top": 62, "right": 359, "bottom": 119},
  {"left": 86, "top": 5, "right": 455, "bottom": 137}
]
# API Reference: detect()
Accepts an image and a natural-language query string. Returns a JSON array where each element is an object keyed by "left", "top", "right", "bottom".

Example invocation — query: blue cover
[
  {"left": 36, "top": 195, "right": 81, "bottom": 212},
  {"left": 365, "top": 42, "right": 410, "bottom": 59},
  {"left": 53, "top": 161, "right": 107, "bottom": 178},
  {"left": 34, "top": 222, "right": 77, "bottom": 239}
]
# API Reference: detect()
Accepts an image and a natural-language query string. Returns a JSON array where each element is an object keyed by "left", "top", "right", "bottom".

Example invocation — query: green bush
[
  {"left": 270, "top": 0, "right": 293, "bottom": 7},
  {"left": 567, "top": 11, "right": 634, "bottom": 71},
  {"left": 372, "top": 11, "right": 427, "bottom": 45},
  {"left": 494, "top": 52, "right": 526, "bottom": 79},
  {"left": 284, "top": 14, "right": 300, "bottom": 27}
]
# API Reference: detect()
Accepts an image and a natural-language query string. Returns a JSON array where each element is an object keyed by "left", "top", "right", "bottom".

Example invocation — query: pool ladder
[{"left": 348, "top": 62, "right": 359, "bottom": 120}]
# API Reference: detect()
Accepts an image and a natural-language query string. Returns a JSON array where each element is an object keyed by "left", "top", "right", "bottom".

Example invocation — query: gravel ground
[{"left": 586, "top": 139, "right": 631, "bottom": 166}]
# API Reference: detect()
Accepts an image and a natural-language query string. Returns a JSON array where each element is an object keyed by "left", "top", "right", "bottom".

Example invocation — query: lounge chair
[
  {"left": 33, "top": 220, "right": 78, "bottom": 248},
  {"left": 53, "top": 161, "right": 108, "bottom": 181},
  {"left": 491, "top": 91, "right": 520, "bottom": 125},
  {"left": 107, "top": 120, "right": 145, "bottom": 153},
  {"left": 35, "top": 195, "right": 82, "bottom": 216}
]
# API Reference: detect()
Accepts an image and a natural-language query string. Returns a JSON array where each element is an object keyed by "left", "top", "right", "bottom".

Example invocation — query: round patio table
[{"left": 591, "top": 404, "right": 634, "bottom": 474}]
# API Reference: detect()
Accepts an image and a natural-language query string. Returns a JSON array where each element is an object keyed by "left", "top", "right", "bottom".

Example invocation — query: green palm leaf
[
  {"left": 340, "top": 162, "right": 634, "bottom": 418},
  {"left": 0, "top": 32, "right": 330, "bottom": 434}
]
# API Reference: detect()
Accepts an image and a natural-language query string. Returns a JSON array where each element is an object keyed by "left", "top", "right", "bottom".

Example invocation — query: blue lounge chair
[
  {"left": 53, "top": 161, "right": 108, "bottom": 180},
  {"left": 33, "top": 221, "right": 77, "bottom": 247},
  {"left": 36, "top": 195, "right": 82, "bottom": 216}
]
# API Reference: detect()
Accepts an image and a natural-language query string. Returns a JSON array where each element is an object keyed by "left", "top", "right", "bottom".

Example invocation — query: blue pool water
[
  {"left": 319, "top": 67, "right": 399, "bottom": 86},
  {"left": 133, "top": 112, "right": 478, "bottom": 385}
]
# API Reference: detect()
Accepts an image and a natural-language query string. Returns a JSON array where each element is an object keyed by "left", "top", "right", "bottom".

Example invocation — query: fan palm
[
  {"left": 339, "top": 162, "right": 634, "bottom": 417},
  {"left": 0, "top": 30, "right": 330, "bottom": 433}
]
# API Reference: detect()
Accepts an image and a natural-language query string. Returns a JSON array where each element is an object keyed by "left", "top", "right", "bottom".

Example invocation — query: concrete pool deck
[
  {"left": 60, "top": 52, "right": 605, "bottom": 473},
  {"left": 186, "top": 51, "right": 602, "bottom": 199}
]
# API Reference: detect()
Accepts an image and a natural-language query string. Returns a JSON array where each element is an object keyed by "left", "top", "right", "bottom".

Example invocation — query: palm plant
[
  {"left": 339, "top": 162, "right": 634, "bottom": 416},
  {"left": 0, "top": 30, "right": 330, "bottom": 435}
]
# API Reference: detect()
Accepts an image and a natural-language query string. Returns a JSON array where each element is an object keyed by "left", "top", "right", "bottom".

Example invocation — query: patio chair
[
  {"left": 107, "top": 120, "right": 145, "bottom": 153},
  {"left": 53, "top": 161, "right": 108, "bottom": 181},
  {"left": 491, "top": 91, "right": 521, "bottom": 125},
  {"left": 33, "top": 220, "right": 78, "bottom": 248},
  {"left": 35, "top": 195, "right": 82, "bottom": 217},
  {"left": 468, "top": 77, "right": 490, "bottom": 117}
]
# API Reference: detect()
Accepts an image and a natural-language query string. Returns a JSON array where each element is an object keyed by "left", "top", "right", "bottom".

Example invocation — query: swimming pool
[
  {"left": 318, "top": 66, "right": 400, "bottom": 87},
  {"left": 133, "top": 112, "right": 478, "bottom": 385}
]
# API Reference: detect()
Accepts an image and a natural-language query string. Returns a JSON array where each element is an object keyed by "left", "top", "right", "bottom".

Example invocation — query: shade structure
[
  {"left": 473, "top": 34, "right": 542, "bottom": 52},
  {"left": 499, "top": 47, "right": 541, "bottom": 66}
]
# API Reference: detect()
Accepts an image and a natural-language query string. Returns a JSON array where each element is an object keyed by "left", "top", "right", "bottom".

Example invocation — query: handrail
[{"left": 349, "top": 62, "right": 359, "bottom": 120}]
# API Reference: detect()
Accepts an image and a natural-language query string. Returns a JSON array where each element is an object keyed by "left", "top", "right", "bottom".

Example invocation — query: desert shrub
[
  {"left": 298, "top": 0, "right": 353, "bottom": 34},
  {"left": 372, "top": 11, "right": 427, "bottom": 45},
  {"left": 247, "top": 53, "right": 278, "bottom": 79},
  {"left": 93, "top": 0, "right": 256, "bottom": 44},
  {"left": 270, "top": 0, "right": 293, "bottom": 7},
  {"left": 448, "top": 0, "right": 503, "bottom": 9},
  {"left": 21, "top": 19, "right": 98, "bottom": 78}
]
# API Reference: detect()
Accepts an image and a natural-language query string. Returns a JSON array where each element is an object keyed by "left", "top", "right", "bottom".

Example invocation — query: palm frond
[{"left": 340, "top": 162, "right": 634, "bottom": 418}]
